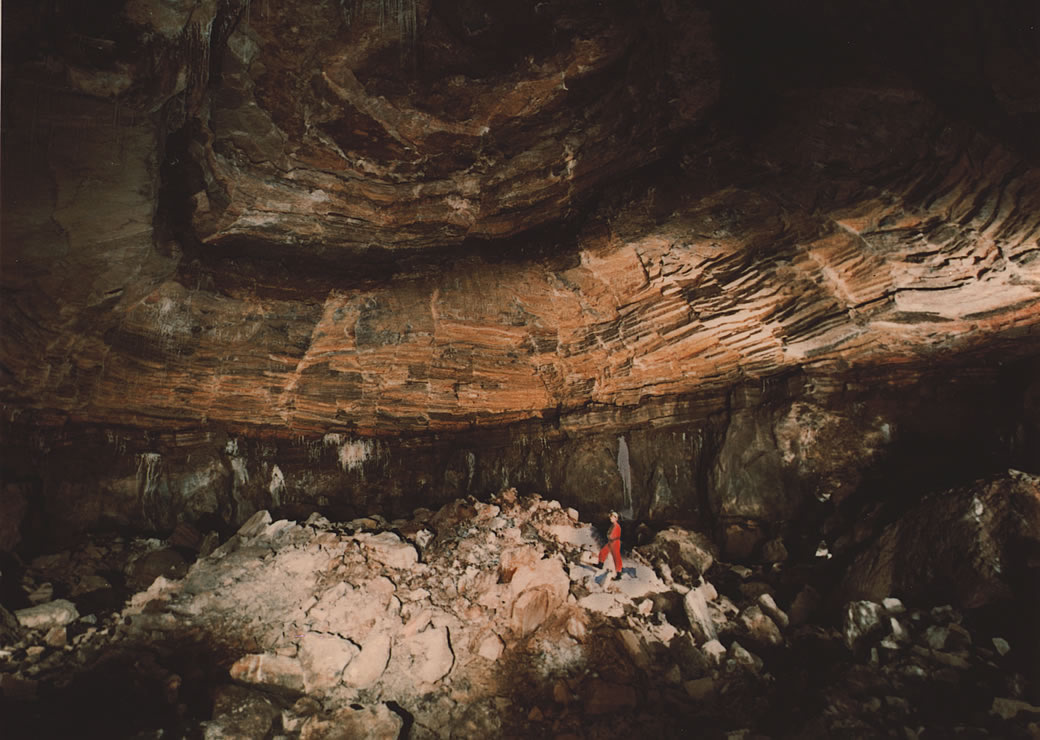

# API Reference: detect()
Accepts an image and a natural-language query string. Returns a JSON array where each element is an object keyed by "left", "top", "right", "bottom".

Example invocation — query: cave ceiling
[{"left": 1, "top": 0, "right": 1039, "bottom": 437}]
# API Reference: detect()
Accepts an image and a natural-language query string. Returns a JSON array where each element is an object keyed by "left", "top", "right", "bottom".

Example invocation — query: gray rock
[
  {"left": 237, "top": 510, "right": 273, "bottom": 538},
  {"left": 683, "top": 584, "right": 718, "bottom": 644},
  {"left": 739, "top": 604, "right": 783, "bottom": 648},
  {"left": 757, "top": 592, "right": 789, "bottom": 629},
  {"left": 1, "top": 604, "right": 23, "bottom": 643},
  {"left": 843, "top": 600, "right": 884, "bottom": 652}
]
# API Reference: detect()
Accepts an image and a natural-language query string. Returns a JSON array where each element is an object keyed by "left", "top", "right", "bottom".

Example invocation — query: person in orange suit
[{"left": 598, "top": 510, "right": 623, "bottom": 579}]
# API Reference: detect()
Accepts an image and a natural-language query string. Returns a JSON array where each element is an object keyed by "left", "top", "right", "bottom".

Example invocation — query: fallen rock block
[
  {"left": 356, "top": 531, "right": 418, "bottom": 569},
  {"left": 843, "top": 600, "right": 884, "bottom": 652},
  {"left": 229, "top": 653, "right": 305, "bottom": 692},
  {"left": 683, "top": 585, "right": 718, "bottom": 644},
  {"left": 299, "top": 632, "right": 360, "bottom": 691},
  {"left": 15, "top": 599, "right": 79, "bottom": 630},
  {"left": 342, "top": 631, "right": 392, "bottom": 688},
  {"left": 402, "top": 625, "right": 454, "bottom": 684},
  {"left": 237, "top": 510, "right": 273, "bottom": 538}
]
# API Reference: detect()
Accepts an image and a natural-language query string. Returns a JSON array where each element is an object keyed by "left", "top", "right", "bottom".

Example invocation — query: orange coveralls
[{"left": 598, "top": 521, "right": 623, "bottom": 573}]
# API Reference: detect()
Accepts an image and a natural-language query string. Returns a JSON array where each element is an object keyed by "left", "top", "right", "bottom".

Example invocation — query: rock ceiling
[{"left": 2, "top": 0, "right": 1039, "bottom": 437}]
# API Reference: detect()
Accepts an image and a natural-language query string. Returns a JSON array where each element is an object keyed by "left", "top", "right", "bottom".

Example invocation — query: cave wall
[
  {"left": 2, "top": 0, "right": 1040, "bottom": 554},
  {"left": 3, "top": 356, "right": 1036, "bottom": 556}
]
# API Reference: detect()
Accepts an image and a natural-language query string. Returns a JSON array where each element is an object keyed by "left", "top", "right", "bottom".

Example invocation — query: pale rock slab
[
  {"left": 15, "top": 599, "right": 79, "bottom": 630},
  {"left": 403, "top": 626, "right": 454, "bottom": 684},
  {"left": 683, "top": 585, "right": 718, "bottom": 644},
  {"left": 356, "top": 531, "right": 418, "bottom": 570},
  {"left": 342, "top": 631, "right": 392, "bottom": 688},
  {"left": 298, "top": 632, "right": 360, "bottom": 691},
  {"left": 478, "top": 633, "right": 505, "bottom": 661}
]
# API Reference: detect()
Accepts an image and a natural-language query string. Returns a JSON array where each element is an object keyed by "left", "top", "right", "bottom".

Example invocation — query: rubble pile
[{"left": 2, "top": 488, "right": 1039, "bottom": 738}]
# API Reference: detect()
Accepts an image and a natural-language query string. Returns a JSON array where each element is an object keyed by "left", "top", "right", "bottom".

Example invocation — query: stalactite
[{"left": 339, "top": 0, "right": 418, "bottom": 45}]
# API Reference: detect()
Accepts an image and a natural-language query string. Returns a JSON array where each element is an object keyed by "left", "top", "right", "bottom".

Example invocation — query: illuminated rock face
[{"left": 1, "top": 0, "right": 1039, "bottom": 542}]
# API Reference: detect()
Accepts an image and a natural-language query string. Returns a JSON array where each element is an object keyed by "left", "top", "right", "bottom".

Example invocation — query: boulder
[
  {"left": 298, "top": 632, "right": 360, "bottom": 691},
  {"left": 639, "top": 527, "right": 717, "bottom": 578},
  {"left": 342, "top": 631, "right": 392, "bottom": 688},
  {"left": 478, "top": 633, "right": 505, "bottom": 661},
  {"left": 843, "top": 600, "right": 884, "bottom": 652},
  {"left": 739, "top": 604, "right": 784, "bottom": 648},
  {"left": 838, "top": 471, "right": 1040, "bottom": 609},
  {"left": 1, "top": 603, "right": 23, "bottom": 643},
  {"left": 356, "top": 532, "right": 418, "bottom": 570},
  {"left": 683, "top": 584, "right": 719, "bottom": 644},
  {"left": 757, "top": 593, "right": 790, "bottom": 629},
  {"left": 402, "top": 626, "right": 454, "bottom": 684},
  {"left": 15, "top": 599, "right": 79, "bottom": 630},
  {"left": 229, "top": 653, "right": 305, "bottom": 692},
  {"left": 237, "top": 510, "right": 273, "bottom": 538}
]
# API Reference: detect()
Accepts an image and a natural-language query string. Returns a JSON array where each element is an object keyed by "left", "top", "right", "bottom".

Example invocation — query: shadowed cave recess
[{"left": 2, "top": 0, "right": 1040, "bottom": 737}]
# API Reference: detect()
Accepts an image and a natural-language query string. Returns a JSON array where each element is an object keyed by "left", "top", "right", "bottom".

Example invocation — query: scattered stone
[
  {"left": 15, "top": 599, "right": 79, "bottom": 630},
  {"left": 923, "top": 625, "right": 949, "bottom": 650},
  {"left": 882, "top": 597, "right": 906, "bottom": 614},
  {"left": 683, "top": 585, "right": 718, "bottom": 644},
  {"left": 356, "top": 531, "right": 418, "bottom": 569},
  {"left": 206, "top": 685, "right": 280, "bottom": 739},
  {"left": 299, "top": 632, "right": 360, "bottom": 691},
  {"left": 757, "top": 593, "right": 789, "bottom": 629},
  {"left": 478, "top": 633, "right": 505, "bottom": 661},
  {"left": 566, "top": 614, "right": 587, "bottom": 641},
  {"left": 727, "top": 641, "right": 761, "bottom": 672},
  {"left": 403, "top": 626, "right": 454, "bottom": 684},
  {"left": 739, "top": 604, "right": 783, "bottom": 648},
  {"left": 992, "top": 637, "right": 1011, "bottom": 656},
  {"left": 843, "top": 600, "right": 884, "bottom": 652},
  {"left": 237, "top": 510, "right": 273, "bottom": 538},
  {"left": 701, "top": 639, "right": 727, "bottom": 667},
  {"left": 44, "top": 625, "right": 66, "bottom": 647}
]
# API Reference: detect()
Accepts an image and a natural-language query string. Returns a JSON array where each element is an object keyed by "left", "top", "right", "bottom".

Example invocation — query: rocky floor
[{"left": 2, "top": 489, "right": 1039, "bottom": 739}]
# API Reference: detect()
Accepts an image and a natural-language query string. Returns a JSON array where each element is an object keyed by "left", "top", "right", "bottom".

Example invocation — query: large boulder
[
  {"left": 838, "top": 470, "right": 1040, "bottom": 609},
  {"left": 639, "top": 526, "right": 717, "bottom": 579}
]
